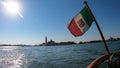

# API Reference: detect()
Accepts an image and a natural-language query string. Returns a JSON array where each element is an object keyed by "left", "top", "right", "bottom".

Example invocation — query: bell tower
[{"left": 45, "top": 36, "right": 47, "bottom": 45}]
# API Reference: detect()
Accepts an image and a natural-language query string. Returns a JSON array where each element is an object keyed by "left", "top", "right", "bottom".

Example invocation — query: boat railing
[
  {"left": 87, "top": 52, "right": 120, "bottom": 68},
  {"left": 87, "top": 54, "right": 110, "bottom": 68}
]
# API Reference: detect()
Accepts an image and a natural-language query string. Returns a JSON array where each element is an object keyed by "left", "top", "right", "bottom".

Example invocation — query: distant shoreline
[
  {"left": 0, "top": 37, "right": 120, "bottom": 46},
  {"left": 38, "top": 37, "right": 120, "bottom": 46}
]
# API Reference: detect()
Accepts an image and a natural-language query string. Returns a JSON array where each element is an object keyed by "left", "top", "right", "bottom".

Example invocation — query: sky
[{"left": 0, "top": 0, "right": 120, "bottom": 45}]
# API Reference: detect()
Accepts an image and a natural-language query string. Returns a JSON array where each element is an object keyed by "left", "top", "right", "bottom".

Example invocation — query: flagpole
[{"left": 84, "top": 1, "right": 110, "bottom": 55}]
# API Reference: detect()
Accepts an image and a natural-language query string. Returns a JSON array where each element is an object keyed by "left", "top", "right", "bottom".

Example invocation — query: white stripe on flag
[{"left": 74, "top": 13, "right": 89, "bottom": 33}]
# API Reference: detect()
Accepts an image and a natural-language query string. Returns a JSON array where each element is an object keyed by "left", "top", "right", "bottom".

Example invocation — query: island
[{"left": 0, "top": 37, "right": 120, "bottom": 46}]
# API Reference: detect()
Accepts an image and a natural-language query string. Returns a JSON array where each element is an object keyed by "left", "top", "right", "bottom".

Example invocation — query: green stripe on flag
[{"left": 80, "top": 6, "right": 94, "bottom": 27}]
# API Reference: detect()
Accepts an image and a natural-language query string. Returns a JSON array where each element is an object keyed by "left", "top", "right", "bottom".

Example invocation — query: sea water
[{"left": 0, "top": 41, "right": 120, "bottom": 68}]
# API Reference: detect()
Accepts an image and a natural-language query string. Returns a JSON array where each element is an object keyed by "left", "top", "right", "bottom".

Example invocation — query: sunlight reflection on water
[
  {"left": 0, "top": 46, "right": 19, "bottom": 50},
  {"left": 0, "top": 46, "right": 27, "bottom": 68},
  {"left": 10, "top": 54, "right": 24, "bottom": 68}
]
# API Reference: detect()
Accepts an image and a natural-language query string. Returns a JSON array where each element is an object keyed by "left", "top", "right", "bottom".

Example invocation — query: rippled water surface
[{"left": 0, "top": 41, "right": 120, "bottom": 68}]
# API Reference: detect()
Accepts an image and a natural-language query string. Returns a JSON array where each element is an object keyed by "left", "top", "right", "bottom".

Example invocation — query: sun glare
[{"left": 2, "top": 0, "right": 23, "bottom": 18}]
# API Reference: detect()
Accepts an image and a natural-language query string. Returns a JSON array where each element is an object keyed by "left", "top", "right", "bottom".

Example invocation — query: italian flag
[{"left": 68, "top": 6, "right": 94, "bottom": 37}]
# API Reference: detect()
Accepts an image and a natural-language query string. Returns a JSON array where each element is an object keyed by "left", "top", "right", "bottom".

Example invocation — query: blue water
[{"left": 0, "top": 41, "right": 120, "bottom": 68}]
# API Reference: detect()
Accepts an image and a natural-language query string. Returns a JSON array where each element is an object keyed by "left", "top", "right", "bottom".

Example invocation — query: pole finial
[{"left": 84, "top": 1, "right": 87, "bottom": 5}]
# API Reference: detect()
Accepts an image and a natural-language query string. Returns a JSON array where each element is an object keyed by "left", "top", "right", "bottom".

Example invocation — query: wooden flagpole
[{"left": 84, "top": 1, "right": 110, "bottom": 55}]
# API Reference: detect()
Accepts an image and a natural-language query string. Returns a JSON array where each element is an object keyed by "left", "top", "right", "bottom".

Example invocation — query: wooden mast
[{"left": 84, "top": 1, "right": 110, "bottom": 55}]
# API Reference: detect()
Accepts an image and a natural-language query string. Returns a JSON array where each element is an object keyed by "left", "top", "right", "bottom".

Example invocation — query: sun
[{"left": 2, "top": 0, "right": 23, "bottom": 18}]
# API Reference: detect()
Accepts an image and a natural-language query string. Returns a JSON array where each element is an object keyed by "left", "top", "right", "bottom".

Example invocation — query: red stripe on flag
[{"left": 68, "top": 19, "right": 83, "bottom": 37}]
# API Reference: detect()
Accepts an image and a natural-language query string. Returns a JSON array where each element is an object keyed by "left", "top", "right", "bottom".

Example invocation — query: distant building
[
  {"left": 45, "top": 36, "right": 48, "bottom": 45},
  {"left": 48, "top": 39, "right": 55, "bottom": 45}
]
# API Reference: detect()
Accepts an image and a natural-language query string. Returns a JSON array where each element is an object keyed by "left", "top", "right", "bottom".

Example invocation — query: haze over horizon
[{"left": 0, "top": 0, "right": 120, "bottom": 45}]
